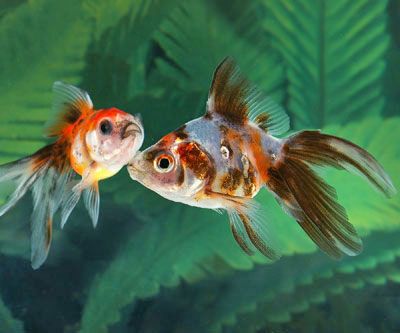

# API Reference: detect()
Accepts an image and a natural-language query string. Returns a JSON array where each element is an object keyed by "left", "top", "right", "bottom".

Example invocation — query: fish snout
[
  {"left": 127, "top": 163, "right": 137, "bottom": 180},
  {"left": 127, "top": 154, "right": 146, "bottom": 180},
  {"left": 122, "top": 121, "right": 143, "bottom": 139}
]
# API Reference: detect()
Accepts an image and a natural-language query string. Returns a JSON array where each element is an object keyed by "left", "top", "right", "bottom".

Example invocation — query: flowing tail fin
[
  {"left": 0, "top": 145, "right": 74, "bottom": 269},
  {"left": 266, "top": 131, "right": 397, "bottom": 259}
]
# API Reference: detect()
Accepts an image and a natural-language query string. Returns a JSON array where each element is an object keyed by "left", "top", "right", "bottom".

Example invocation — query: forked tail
[
  {"left": 267, "top": 130, "right": 397, "bottom": 259},
  {"left": 0, "top": 145, "right": 74, "bottom": 269}
]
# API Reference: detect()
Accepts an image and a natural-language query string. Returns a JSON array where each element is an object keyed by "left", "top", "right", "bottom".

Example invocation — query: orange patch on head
[
  {"left": 85, "top": 107, "right": 126, "bottom": 131},
  {"left": 159, "top": 132, "right": 180, "bottom": 147},
  {"left": 93, "top": 107, "right": 126, "bottom": 119}
]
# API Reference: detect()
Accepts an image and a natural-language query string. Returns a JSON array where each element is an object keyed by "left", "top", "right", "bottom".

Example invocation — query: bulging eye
[
  {"left": 99, "top": 120, "right": 113, "bottom": 135},
  {"left": 154, "top": 154, "right": 175, "bottom": 173}
]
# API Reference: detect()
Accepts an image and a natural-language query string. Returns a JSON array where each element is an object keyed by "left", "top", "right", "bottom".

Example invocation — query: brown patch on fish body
[
  {"left": 178, "top": 142, "right": 215, "bottom": 181},
  {"left": 204, "top": 112, "right": 213, "bottom": 120},
  {"left": 243, "top": 161, "right": 257, "bottom": 197},
  {"left": 174, "top": 125, "right": 188, "bottom": 140},
  {"left": 220, "top": 168, "right": 242, "bottom": 194},
  {"left": 254, "top": 113, "right": 270, "bottom": 131},
  {"left": 177, "top": 167, "right": 185, "bottom": 186},
  {"left": 219, "top": 124, "right": 229, "bottom": 135}
]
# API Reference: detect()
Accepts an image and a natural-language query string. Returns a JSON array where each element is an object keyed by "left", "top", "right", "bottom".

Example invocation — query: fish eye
[
  {"left": 99, "top": 120, "right": 113, "bottom": 135},
  {"left": 154, "top": 154, "right": 174, "bottom": 173}
]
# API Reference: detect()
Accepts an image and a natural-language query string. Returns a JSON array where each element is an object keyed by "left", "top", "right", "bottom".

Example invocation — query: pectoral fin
[
  {"left": 83, "top": 182, "right": 100, "bottom": 228},
  {"left": 60, "top": 169, "right": 94, "bottom": 229}
]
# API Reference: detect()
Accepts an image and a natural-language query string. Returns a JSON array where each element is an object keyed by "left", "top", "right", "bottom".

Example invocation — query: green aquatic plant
[
  {"left": 121, "top": 231, "right": 400, "bottom": 333},
  {"left": 0, "top": 0, "right": 90, "bottom": 164},
  {"left": 218, "top": 232, "right": 400, "bottom": 333},
  {"left": 262, "top": 0, "right": 390, "bottom": 128},
  {"left": 83, "top": 0, "right": 181, "bottom": 102},
  {"left": 0, "top": 0, "right": 398, "bottom": 332},
  {"left": 154, "top": 0, "right": 285, "bottom": 103}
]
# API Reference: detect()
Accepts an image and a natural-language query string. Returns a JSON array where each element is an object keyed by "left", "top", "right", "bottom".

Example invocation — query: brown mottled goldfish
[
  {"left": 128, "top": 58, "right": 396, "bottom": 260},
  {"left": 0, "top": 82, "right": 143, "bottom": 268}
]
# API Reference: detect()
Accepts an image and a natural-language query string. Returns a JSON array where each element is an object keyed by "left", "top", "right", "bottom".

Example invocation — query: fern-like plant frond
[
  {"left": 154, "top": 0, "right": 285, "bottom": 104},
  {"left": 125, "top": 231, "right": 400, "bottom": 333},
  {"left": 221, "top": 232, "right": 400, "bottom": 333},
  {"left": 262, "top": 0, "right": 390, "bottom": 128},
  {"left": 82, "top": 0, "right": 181, "bottom": 103},
  {"left": 0, "top": 0, "right": 91, "bottom": 162}
]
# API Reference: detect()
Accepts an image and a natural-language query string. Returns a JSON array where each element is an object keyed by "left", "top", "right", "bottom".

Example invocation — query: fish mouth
[
  {"left": 127, "top": 160, "right": 141, "bottom": 180},
  {"left": 127, "top": 152, "right": 150, "bottom": 180},
  {"left": 122, "top": 122, "right": 142, "bottom": 139}
]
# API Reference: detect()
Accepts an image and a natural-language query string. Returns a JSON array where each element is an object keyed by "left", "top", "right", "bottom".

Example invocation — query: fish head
[
  {"left": 84, "top": 108, "right": 144, "bottom": 168},
  {"left": 128, "top": 132, "right": 214, "bottom": 201}
]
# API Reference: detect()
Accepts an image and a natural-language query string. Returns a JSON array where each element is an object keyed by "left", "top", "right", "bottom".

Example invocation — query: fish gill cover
[{"left": 0, "top": 0, "right": 398, "bottom": 332}]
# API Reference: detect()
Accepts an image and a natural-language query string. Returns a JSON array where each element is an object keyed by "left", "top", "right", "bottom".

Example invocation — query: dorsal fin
[
  {"left": 206, "top": 57, "right": 290, "bottom": 135},
  {"left": 46, "top": 81, "right": 94, "bottom": 137}
]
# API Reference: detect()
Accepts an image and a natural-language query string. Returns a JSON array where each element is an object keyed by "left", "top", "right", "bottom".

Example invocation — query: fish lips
[
  {"left": 127, "top": 161, "right": 140, "bottom": 180},
  {"left": 121, "top": 122, "right": 142, "bottom": 139},
  {"left": 127, "top": 152, "right": 147, "bottom": 180}
]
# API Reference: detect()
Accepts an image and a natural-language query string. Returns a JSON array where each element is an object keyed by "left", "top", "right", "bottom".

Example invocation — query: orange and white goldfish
[
  {"left": 0, "top": 82, "right": 143, "bottom": 268},
  {"left": 128, "top": 58, "right": 396, "bottom": 260}
]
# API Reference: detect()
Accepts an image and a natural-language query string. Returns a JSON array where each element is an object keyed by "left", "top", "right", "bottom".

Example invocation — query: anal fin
[
  {"left": 60, "top": 169, "right": 97, "bottom": 229},
  {"left": 60, "top": 182, "right": 82, "bottom": 229},
  {"left": 226, "top": 197, "right": 281, "bottom": 260},
  {"left": 228, "top": 210, "right": 254, "bottom": 256}
]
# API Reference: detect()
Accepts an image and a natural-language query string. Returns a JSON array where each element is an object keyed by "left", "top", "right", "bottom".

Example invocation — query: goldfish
[
  {"left": 128, "top": 57, "right": 396, "bottom": 260},
  {"left": 0, "top": 82, "right": 143, "bottom": 269}
]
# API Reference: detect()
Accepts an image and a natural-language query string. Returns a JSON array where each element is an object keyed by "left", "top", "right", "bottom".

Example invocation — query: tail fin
[
  {"left": 267, "top": 130, "right": 397, "bottom": 259},
  {"left": 0, "top": 145, "right": 74, "bottom": 269},
  {"left": 285, "top": 131, "right": 396, "bottom": 197},
  {"left": 0, "top": 158, "right": 39, "bottom": 217}
]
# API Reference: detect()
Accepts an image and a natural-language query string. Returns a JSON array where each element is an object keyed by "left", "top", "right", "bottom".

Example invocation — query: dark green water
[{"left": 0, "top": 0, "right": 399, "bottom": 332}]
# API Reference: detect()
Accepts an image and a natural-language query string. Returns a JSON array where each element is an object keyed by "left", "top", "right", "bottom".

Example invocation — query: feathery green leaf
[
  {"left": 262, "top": 0, "right": 389, "bottom": 128},
  {"left": 0, "top": 0, "right": 91, "bottom": 162},
  {"left": 154, "top": 0, "right": 285, "bottom": 104}
]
